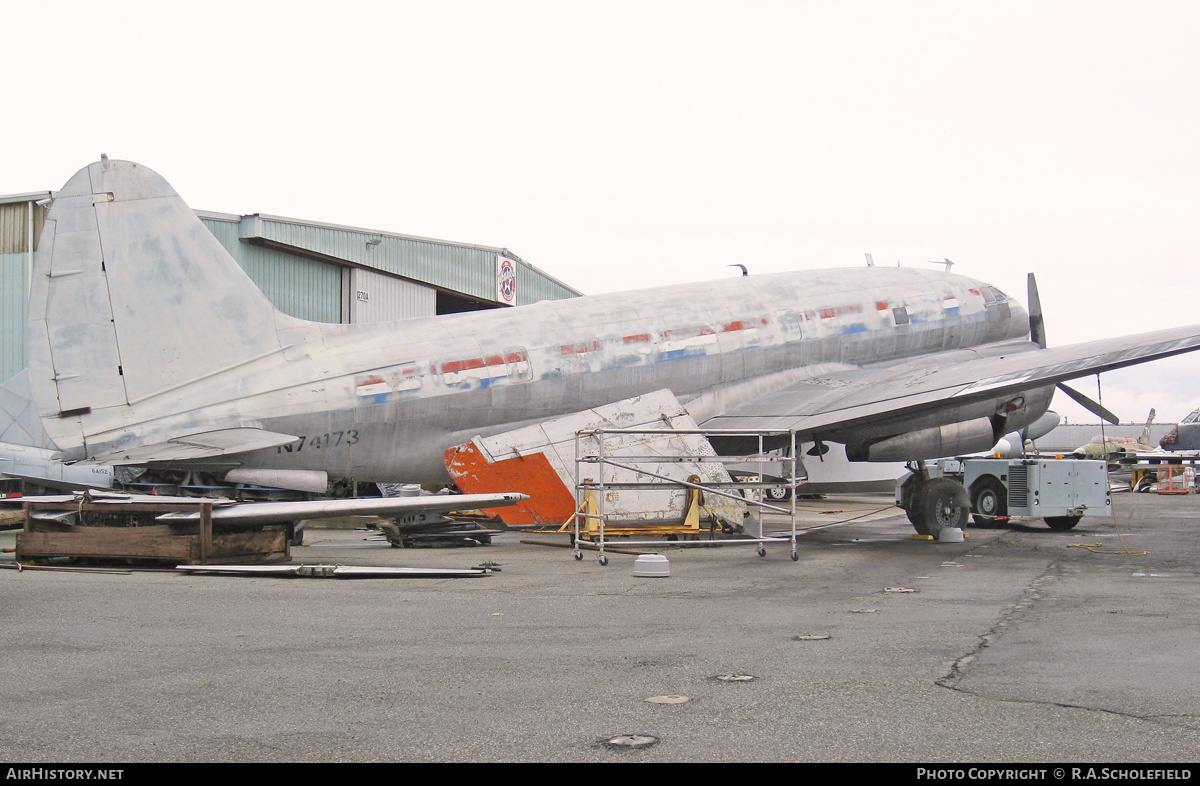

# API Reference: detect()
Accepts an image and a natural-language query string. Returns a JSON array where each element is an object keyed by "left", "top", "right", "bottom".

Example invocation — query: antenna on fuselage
[
  {"left": 927, "top": 258, "right": 954, "bottom": 272},
  {"left": 729, "top": 264, "right": 748, "bottom": 276},
  {"left": 865, "top": 253, "right": 875, "bottom": 267}
]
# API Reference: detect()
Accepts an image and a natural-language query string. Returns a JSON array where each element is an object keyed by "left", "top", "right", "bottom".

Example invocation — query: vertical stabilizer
[{"left": 27, "top": 159, "right": 288, "bottom": 455}]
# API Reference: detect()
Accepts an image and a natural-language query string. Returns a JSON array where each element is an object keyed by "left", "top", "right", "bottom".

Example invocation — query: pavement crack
[
  {"left": 937, "top": 559, "right": 1062, "bottom": 690},
  {"left": 934, "top": 557, "right": 1200, "bottom": 732}
]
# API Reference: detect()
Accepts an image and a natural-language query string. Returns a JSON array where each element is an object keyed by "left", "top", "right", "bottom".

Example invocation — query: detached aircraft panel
[{"left": 155, "top": 492, "right": 529, "bottom": 526}]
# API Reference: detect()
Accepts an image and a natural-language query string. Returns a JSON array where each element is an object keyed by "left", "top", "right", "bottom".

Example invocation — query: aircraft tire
[
  {"left": 916, "top": 477, "right": 969, "bottom": 538},
  {"left": 1045, "top": 515, "right": 1082, "bottom": 531},
  {"left": 902, "top": 484, "right": 931, "bottom": 535},
  {"left": 906, "top": 503, "right": 930, "bottom": 535},
  {"left": 900, "top": 475, "right": 931, "bottom": 535}
]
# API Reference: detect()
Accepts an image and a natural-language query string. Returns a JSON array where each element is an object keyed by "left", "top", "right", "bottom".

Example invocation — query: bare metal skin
[{"left": 25, "top": 160, "right": 1200, "bottom": 509}]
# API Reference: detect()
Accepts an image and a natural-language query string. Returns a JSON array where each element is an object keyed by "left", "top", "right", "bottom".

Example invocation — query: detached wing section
[
  {"left": 156, "top": 492, "right": 529, "bottom": 526},
  {"left": 705, "top": 325, "right": 1200, "bottom": 441},
  {"left": 14, "top": 490, "right": 528, "bottom": 527}
]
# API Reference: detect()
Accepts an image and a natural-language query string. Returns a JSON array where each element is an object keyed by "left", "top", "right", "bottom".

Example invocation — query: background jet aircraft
[
  {"left": 1159, "top": 407, "right": 1200, "bottom": 452},
  {"left": 23, "top": 159, "right": 1200, "bottom": 538},
  {"left": 1073, "top": 408, "right": 1159, "bottom": 460}
]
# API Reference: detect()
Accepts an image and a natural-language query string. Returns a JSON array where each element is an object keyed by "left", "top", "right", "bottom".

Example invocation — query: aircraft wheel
[
  {"left": 900, "top": 476, "right": 931, "bottom": 535},
  {"left": 917, "top": 478, "right": 969, "bottom": 538},
  {"left": 1045, "top": 515, "right": 1082, "bottom": 531},
  {"left": 969, "top": 476, "right": 1007, "bottom": 523}
]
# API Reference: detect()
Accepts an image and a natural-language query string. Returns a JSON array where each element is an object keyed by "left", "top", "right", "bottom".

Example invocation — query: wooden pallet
[{"left": 15, "top": 500, "right": 290, "bottom": 564}]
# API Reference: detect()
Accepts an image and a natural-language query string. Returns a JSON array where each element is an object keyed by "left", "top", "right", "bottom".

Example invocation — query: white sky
[{"left": 5, "top": 0, "right": 1198, "bottom": 426}]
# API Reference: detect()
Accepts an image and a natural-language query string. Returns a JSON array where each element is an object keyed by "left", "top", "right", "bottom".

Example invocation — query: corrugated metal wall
[
  {"left": 256, "top": 217, "right": 502, "bottom": 304},
  {"left": 202, "top": 216, "right": 343, "bottom": 322},
  {"left": 1, "top": 191, "right": 581, "bottom": 381},
  {"left": 0, "top": 199, "right": 45, "bottom": 381},
  {"left": 516, "top": 259, "right": 579, "bottom": 304},
  {"left": 202, "top": 212, "right": 581, "bottom": 323},
  {"left": 0, "top": 251, "right": 26, "bottom": 380},
  {"left": 0, "top": 198, "right": 46, "bottom": 254},
  {"left": 249, "top": 216, "right": 579, "bottom": 307},
  {"left": 0, "top": 203, "right": 29, "bottom": 254}
]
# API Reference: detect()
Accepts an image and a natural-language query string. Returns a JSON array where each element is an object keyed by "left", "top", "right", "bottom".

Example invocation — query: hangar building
[{"left": 0, "top": 189, "right": 582, "bottom": 381}]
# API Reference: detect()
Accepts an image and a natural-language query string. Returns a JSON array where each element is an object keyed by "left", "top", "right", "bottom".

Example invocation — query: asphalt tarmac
[{"left": 2, "top": 491, "right": 1199, "bottom": 763}]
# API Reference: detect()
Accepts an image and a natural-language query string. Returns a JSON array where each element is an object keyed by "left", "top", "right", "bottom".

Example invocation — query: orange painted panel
[{"left": 444, "top": 443, "right": 577, "bottom": 527}]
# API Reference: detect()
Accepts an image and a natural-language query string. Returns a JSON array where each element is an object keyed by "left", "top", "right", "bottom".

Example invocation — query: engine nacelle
[{"left": 846, "top": 417, "right": 998, "bottom": 463}]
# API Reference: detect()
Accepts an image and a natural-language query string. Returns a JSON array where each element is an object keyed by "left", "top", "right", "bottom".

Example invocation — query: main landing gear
[{"left": 898, "top": 462, "right": 969, "bottom": 539}]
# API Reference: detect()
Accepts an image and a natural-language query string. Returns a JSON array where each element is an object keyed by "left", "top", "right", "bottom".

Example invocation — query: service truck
[{"left": 952, "top": 457, "right": 1110, "bottom": 530}]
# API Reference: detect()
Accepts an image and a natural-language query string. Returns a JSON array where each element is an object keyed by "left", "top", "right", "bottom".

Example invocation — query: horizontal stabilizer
[{"left": 81, "top": 428, "right": 300, "bottom": 465}]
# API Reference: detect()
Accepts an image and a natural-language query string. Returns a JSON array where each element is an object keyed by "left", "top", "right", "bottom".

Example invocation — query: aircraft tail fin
[
  {"left": 1141, "top": 408, "right": 1156, "bottom": 446},
  {"left": 28, "top": 158, "right": 292, "bottom": 456}
]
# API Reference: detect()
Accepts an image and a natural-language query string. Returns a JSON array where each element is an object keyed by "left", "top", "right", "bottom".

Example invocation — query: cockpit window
[
  {"left": 981, "top": 286, "right": 1011, "bottom": 322},
  {"left": 1182, "top": 409, "right": 1200, "bottom": 424},
  {"left": 981, "top": 286, "right": 1009, "bottom": 304}
]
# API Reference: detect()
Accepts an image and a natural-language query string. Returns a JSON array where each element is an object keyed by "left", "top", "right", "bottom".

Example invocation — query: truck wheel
[
  {"left": 1045, "top": 515, "right": 1082, "bottom": 531},
  {"left": 766, "top": 485, "right": 792, "bottom": 502},
  {"left": 969, "top": 476, "right": 1007, "bottom": 525}
]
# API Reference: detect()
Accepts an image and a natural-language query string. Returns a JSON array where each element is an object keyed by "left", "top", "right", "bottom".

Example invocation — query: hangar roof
[{"left": 196, "top": 210, "right": 581, "bottom": 306}]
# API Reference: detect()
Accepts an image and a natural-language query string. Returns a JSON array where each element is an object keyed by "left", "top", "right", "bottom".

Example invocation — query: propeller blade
[
  {"left": 1028, "top": 273, "right": 1046, "bottom": 348},
  {"left": 1057, "top": 382, "right": 1119, "bottom": 425}
]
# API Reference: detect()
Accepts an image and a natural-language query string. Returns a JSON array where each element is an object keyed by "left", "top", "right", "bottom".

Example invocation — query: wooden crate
[{"left": 15, "top": 500, "right": 290, "bottom": 564}]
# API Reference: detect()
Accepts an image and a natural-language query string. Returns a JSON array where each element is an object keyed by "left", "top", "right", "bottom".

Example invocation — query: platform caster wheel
[
  {"left": 791, "top": 551, "right": 799, "bottom": 561},
  {"left": 598, "top": 555, "right": 609, "bottom": 566},
  {"left": 573, "top": 551, "right": 583, "bottom": 561},
  {"left": 756, "top": 546, "right": 767, "bottom": 557}
]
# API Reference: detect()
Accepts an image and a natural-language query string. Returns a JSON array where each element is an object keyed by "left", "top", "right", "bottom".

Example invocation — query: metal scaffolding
[{"left": 569, "top": 427, "right": 803, "bottom": 565}]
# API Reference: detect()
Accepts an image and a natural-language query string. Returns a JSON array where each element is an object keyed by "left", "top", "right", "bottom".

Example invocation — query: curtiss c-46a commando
[{"left": 23, "top": 159, "right": 1200, "bottom": 538}]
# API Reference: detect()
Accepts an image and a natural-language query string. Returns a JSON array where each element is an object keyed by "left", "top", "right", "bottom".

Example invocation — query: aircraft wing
[
  {"left": 703, "top": 325, "right": 1200, "bottom": 434},
  {"left": 153, "top": 492, "right": 529, "bottom": 525},
  {"left": 10, "top": 490, "right": 529, "bottom": 526}
]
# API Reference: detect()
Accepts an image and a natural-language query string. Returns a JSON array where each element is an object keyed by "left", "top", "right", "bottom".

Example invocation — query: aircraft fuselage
[{"left": 70, "top": 266, "right": 1039, "bottom": 483}]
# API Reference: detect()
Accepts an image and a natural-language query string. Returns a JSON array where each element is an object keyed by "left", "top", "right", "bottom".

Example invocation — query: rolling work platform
[{"left": 567, "top": 427, "right": 803, "bottom": 564}]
